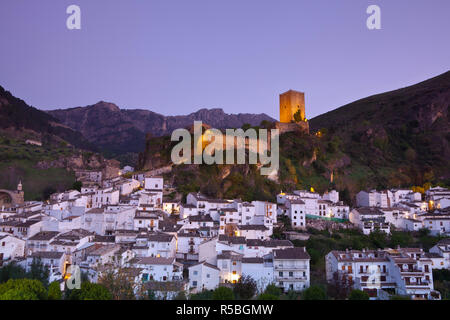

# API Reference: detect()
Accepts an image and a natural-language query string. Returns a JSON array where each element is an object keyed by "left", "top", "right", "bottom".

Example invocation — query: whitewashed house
[
  {"left": 188, "top": 261, "right": 220, "bottom": 292},
  {"left": 176, "top": 231, "right": 203, "bottom": 261},
  {"left": 93, "top": 187, "right": 119, "bottom": 208},
  {"left": 26, "top": 231, "right": 60, "bottom": 254},
  {"left": 135, "top": 256, "right": 183, "bottom": 282},
  {"left": 180, "top": 204, "right": 198, "bottom": 219},
  {"left": 286, "top": 200, "right": 306, "bottom": 230},
  {"left": 325, "top": 248, "right": 439, "bottom": 300},
  {"left": 349, "top": 207, "right": 390, "bottom": 235},
  {"left": 0, "top": 234, "right": 25, "bottom": 263},
  {"left": 430, "top": 239, "right": 450, "bottom": 269},
  {"left": 217, "top": 250, "right": 243, "bottom": 284},
  {"left": 237, "top": 225, "right": 271, "bottom": 240},
  {"left": 273, "top": 247, "right": 310, "bottom": 292},
  {"left": 420, "top": 211, "right": 450, "bottom": 236},
  {"left": 241, "top": 256, "right": 274, "bottom": 294}
]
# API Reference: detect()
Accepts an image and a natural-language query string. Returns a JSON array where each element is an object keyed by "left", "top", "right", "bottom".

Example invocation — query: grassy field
[{"left": 0, "top": 136, "right": 76, "bottom": 201}]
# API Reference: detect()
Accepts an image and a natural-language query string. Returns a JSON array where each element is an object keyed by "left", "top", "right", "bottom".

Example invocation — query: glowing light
[{"left": 229, "top": 273, "right": 240, "bottom": 283}]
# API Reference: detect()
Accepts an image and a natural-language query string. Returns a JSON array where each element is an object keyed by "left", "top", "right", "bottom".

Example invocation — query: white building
[
  {"left": 93, "top": 187, "right": 119, "bottom": 208},
  {"left": 0, "top": 234, "right": 25, "bottom": 263},
  {"left": 133, "top": 231, "right": 176, "bottom": 258},
  {"left": 241, "top": 256, "right": 274, "bottom": 293},
  {"left": 430, "top": 239, "right": 450, "bottom": 269},
  {"left": 349, "top": 207, "right": 390, "bottom": 235},
  {"left": 135, "top": 256, "right": 183, "bottom": 282},
  {"left": 420, "top": 210, "right": 450, "bottom": 236},
  {"left": 188, "top": 261, "right": 220, "bottom": 292},
  {"left": 356, "top": 190, "right": 390, "bottom": 208},
  {"left": 286, "top": 200, "right": 306, "bottom": 230},
  {"left": 273, "top": 247, "right": 310, "bottom": 292},
  {"left": 325, "top": 248, "right": 439, "bottom": 300}
]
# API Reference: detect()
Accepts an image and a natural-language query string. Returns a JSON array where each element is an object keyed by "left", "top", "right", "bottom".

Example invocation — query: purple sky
[{"left": 0, "top": 0, "right": 449, "bottom": 120}]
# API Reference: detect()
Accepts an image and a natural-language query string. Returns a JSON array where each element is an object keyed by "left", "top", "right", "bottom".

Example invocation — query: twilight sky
[{"left": 0, "top": 0, "right": 449, "bottom": 120}]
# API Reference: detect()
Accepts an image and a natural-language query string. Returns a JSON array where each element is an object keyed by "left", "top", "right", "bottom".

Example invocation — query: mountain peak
[{"left": 91, "top": 101, "right": 121, "bottom": 112}]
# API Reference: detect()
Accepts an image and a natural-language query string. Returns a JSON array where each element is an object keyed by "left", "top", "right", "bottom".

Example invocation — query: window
[
  {"left": 192, "top": 281, "right": 197, "bottom": 286},
  {"left": 289, "top": 272, "right": 293, "bottom": 277},
  {"left": 206, "top": 274, "right": 210, "bottom": 278},
  {"left": 193, "top": 271, "right": 198, "bottom": 275}
]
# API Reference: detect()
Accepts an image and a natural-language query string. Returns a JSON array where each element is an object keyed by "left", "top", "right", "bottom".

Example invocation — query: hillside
[
  {"left": 48, "top": 103, "right": 275, "bottom": 156},
  {"left": 0, "top": 87, "right": 117, "bottom": 201},
  {"left": 309, "top": 70, "right": 450, "bottom": 191},
  {"left": 138, "top": 71, "right": 450, "bottom": 204},
  {"left": 0, "top": 86, "right": 94, "bottom": 151}
]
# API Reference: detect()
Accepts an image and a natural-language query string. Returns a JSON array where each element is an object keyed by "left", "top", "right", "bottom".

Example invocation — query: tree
[
  {"left": 72, "top": 181, "right": 82, "bottom": 192},
  {"left": 189, "top": 290, "right": 213, "bottom": 300},
  {"left": 174, "top": 291, "right": 187, "bottom": 300},
  {"left": 0, "top": 262, "right": 27, "bottom": 283},
  {"left": 146, "top": 290, "right": 156, "bottom": 300},
  {"left": 263, "top": 284, "right": 282, "bottom": 298},
  {"left": 257, "top": 293, "right": 279, "bottom": 300},
  {"left": 348, "top": 289, "right": 369, "bottom": 300},
  {"left": 301, "top": 285, "right": 327, "bottom": 300},
  {"left": 327, "top": 272, "right": 354, "bottom": 300},
  {"left": 389, "top": 231, "right": 413, "bottom": 248},
  {"left": 48, "top": 281, "right": 62, "bottom": 300},
  {"left": 42, "top": 186, "right": 56, "bottom": 201},
  {"left": 212, "top": 286, "right": 234, "bottom": 300},
  {"left": 390, "top": 295, "right": 411, "bottom": 300},
  {"left": 418, "top": 228, "right": 431, "bottom": 237},
  {"left": 369, "top": 230, "right": 388, "bottom": 248},
  {"left": 260, "top": 120, "right": 272, "bottom": 129},
  {"left": 233, "top": 275, "right": 257, "bottom": 300},
  {"left": 97, "top": 267, "right": 136, "bottom": 300},
  {"left": 0, "top": 279, "right": 47, "bottom": 300},
  {"left": 70, "top": 282, "right": 112, "bottom": 300},
  {"left": 28, "top": 258, "right": 50, "bottom": 287},
  {"left": 293, "top": 110, "right": 302, "bottom": 123}
]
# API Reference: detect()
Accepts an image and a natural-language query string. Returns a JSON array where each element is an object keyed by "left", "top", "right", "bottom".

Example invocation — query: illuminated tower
[{"left": 279, "top": 90, "right": 305, "bottom": 123}]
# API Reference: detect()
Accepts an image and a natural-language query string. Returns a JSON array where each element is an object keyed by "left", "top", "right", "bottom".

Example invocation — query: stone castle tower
[{"left": 279, "top": 90, "right": 305, "bottom": 123}]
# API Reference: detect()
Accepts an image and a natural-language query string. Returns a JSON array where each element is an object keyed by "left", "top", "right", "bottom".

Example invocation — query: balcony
[
  {"left": 274, "top": 265, "right": 308, "bottom": 271},
  {"left": 400, "top": 267, "right": 425, "bottom": 273},
  {"left": 275, "top": 276, "right": 307, "bottom": 281},
  {"left": 405, "top": 281, "right": 431, "bottom": 287}
]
